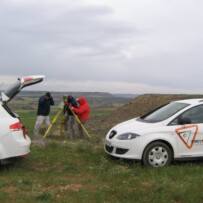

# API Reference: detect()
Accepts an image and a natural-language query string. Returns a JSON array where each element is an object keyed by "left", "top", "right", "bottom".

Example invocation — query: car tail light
[{"left": 10, "top": 122, "right": 22, "bottom": 131}]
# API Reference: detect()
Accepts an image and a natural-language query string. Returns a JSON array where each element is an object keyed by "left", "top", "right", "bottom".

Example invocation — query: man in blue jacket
[{"left": 34, "top": 92, "right": 54, "bottom": 136}]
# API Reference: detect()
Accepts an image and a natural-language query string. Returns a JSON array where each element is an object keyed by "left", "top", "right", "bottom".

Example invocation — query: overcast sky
[{"left": 1, "top": 0, "right": 203, "bottom": 94}]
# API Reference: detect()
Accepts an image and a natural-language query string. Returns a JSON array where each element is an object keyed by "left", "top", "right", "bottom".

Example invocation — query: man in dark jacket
[
  {"left": 64, "top": 95, "right": 78, "bottom": 138},
  {"left": 34, "top": 92, "right": 54, "bottom": 136}
]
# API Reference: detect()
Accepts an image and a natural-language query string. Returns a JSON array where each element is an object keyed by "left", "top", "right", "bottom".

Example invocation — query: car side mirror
[{"left": 178, "top": 117, "right": 191, "bottom": 125}]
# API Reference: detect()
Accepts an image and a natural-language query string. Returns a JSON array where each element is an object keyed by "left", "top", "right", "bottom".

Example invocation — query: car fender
[{"left": 139, "top": 132, "right": 177, "bottom": 158}]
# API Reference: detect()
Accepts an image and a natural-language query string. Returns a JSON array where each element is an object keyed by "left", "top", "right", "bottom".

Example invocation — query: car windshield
[{"left": 140, "top": 102, "right": 189, "bottom": 122}]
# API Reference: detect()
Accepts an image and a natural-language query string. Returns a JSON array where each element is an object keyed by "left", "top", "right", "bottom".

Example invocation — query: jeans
[{"left": 34, "top": 115, "right": 51, "bottom": 136}]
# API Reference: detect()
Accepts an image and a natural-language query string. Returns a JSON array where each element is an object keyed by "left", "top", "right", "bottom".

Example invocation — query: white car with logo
[
  {"left": 104, "top": 99, "right": 203, "bottom": 167},
  {"left": 0, "top": 75, "right": 44, "bottom": 164}
]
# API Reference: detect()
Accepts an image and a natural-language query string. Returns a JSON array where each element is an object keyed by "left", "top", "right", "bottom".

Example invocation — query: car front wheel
[{"left": 142, "top": 142, "right": 172, "bottom": 167}]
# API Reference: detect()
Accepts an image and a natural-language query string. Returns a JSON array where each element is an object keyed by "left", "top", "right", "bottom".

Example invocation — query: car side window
[{"left": 170, "top": 105, "right": 203, "bottom": 125}]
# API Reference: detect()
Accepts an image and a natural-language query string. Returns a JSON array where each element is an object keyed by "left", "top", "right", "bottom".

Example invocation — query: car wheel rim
[{"left": 148, "top": 146, "right": 168, "bottom": 167}]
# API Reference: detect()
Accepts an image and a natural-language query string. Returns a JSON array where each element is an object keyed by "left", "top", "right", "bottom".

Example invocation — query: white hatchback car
[
  {"left": 0, "top": 75, "right": 44, "bottom": 164},
  {"left": 104, "top": 99, "right": 203, "bottom": 167}
]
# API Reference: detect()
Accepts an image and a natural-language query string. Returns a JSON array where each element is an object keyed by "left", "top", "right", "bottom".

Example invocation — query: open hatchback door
[
  {"left": 0, "top": 75, "right": 45, "bottom": 164},
  {"left": 1, "top": 75, "right": 45, "bottom": 102}
]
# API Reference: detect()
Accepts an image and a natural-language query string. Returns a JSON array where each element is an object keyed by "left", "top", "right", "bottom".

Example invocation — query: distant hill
[
  {"left": 18, "top": 90, "right": 113, "bottom": 98},
  {"left": 100, "top": 94, "right": 203, "bottom": 133},
  {"left": 19, "top": 90, "right": 138, "bottom": 99},
  {"left": 112, "top": 94, "right": 138, "bottom": 99},
  {"left": 16, "top": 90, "right": 135, "bottom": 108}
]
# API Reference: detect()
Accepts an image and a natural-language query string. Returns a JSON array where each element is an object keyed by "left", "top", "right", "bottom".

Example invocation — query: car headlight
[{"left": 117, "top": 133, "right": 140, "bottom": 140}]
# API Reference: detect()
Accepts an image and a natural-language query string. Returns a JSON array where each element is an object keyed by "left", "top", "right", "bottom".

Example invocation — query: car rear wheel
[{"left": 142, "top": 142, "right": 172, "bottom": 167}]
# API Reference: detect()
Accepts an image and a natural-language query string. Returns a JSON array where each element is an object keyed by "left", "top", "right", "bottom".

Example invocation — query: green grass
[
  {"left": 91, "top": 108, "right": 115, "bottom": 117},
  {"left": 0, "top": 141, "right": 203, "bottom": 203},
  {"left": 4, "top": 109, "right": 202, "bottom": 203}
]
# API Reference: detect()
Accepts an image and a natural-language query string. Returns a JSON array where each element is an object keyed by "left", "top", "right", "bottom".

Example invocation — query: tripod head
[{"left": 63, "top": 94, "right": 68, "bottom": 102}]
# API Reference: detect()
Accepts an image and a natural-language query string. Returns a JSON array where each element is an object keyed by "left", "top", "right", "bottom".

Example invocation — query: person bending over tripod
[{"left": 70, "top": 97, "right": 90, "bottom": 139}]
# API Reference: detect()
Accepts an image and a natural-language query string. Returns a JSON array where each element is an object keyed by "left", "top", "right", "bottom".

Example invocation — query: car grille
[
  {"left": 109, "top": 130, "right": 117, "bottom": 139},
  {"left": 105, "top": 145, "right": 114, "bottom": 153},
  {"left": 116, "top": 148, "right": 129, "bottom": 155}
]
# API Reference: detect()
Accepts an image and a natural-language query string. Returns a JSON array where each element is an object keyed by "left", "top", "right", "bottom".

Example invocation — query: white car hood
[{"left": 113, "top": 118, "right": 164, "bottom": 133}]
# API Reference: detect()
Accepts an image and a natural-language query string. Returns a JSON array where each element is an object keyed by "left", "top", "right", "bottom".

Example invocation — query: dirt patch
[
  {"left": 31, "top": 138, "right": 50, "bottom": 148},
  {"left": 60, "top": 184, "right": 83, "bottom": 192}
]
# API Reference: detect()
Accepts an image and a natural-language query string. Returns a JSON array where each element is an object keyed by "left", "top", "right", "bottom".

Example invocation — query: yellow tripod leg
[
  {"left": 69, "top": 108, "right": 91, "bottom": 139},
  {"left": 44, "top": 109, "right": 62, "bottom": 138},
  {"left": 59, "top": 116, "right": 65, "bottom": 136}
]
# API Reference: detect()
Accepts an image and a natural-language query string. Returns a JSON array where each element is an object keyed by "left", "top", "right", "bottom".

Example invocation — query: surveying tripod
[{"left": 43, "top": 95, "right": 91, "bottom": 139}]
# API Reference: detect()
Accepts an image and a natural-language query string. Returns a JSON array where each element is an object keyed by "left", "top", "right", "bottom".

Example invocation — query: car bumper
[
  {"left": 0, "top": 131, "right": 31, "bottom": 159},
  {"left": 104, "top": 138, "right": 143, "bottom": 160}
]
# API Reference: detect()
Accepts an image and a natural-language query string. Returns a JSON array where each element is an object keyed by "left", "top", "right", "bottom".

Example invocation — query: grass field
[
  {"left": 0, "top": 108, "right": 203, "bottom": 202},
  {"left": 1, "top": 140, "right": 203, "bottom": 203}
]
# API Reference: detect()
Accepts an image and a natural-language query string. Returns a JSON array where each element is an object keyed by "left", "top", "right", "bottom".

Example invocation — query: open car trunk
[{"left": 1, "top": 75, "right": 45, "bottom": 102}]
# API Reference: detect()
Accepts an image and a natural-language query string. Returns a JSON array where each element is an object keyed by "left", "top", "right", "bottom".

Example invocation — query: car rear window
[{"left": 140, "top": 102, "right": 189, "bottom": 122}]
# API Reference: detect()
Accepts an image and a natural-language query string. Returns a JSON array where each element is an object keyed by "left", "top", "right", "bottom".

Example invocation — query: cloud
[
  {"left": 0, "top": 0, "right": 203, "bottom": 94},
  {"left": 0, "top": 0, "right": 136, "bottom": 78}
]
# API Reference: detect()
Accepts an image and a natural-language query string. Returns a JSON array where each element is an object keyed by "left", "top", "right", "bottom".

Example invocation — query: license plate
[{"left": 105, "top": 140, "right": 112, "bottom": 147}]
